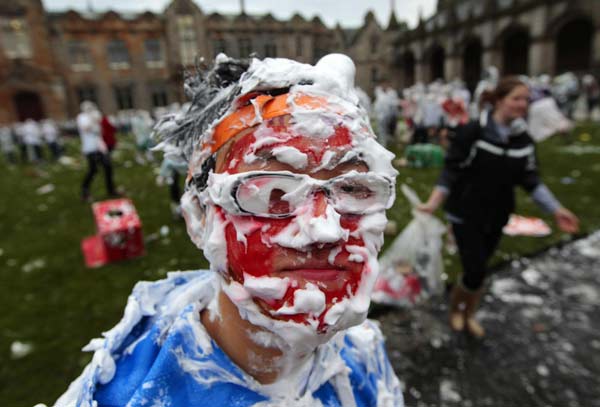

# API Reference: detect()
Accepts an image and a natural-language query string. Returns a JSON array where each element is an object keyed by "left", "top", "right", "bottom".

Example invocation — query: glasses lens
[
  {"left": 329, "top": 175, "right": 391, "bottom": 213},
  {"left": 235, "top": 174, "right": 301, "bottom": 217}
]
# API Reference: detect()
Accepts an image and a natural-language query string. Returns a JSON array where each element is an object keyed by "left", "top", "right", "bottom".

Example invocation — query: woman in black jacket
[{"left": 420, "top": 77, "right": 579, "bottom": 338}]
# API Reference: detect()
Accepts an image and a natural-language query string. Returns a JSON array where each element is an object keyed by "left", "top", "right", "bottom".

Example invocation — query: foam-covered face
[{"left": 209, "top": 117, "right": 389, "bottom": 333}]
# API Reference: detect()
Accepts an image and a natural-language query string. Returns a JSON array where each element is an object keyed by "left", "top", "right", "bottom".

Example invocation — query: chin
[{"left": 254, "top": 278, "right": 372, "bottom": 338}]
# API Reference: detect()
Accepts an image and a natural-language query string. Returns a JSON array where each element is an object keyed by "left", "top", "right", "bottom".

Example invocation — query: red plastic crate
[
  {"left": 81, "top": 235, "right": 108, "bottom": 268},
  {"left": 91, "top": 199, "right": 144, "bottom": 263}
]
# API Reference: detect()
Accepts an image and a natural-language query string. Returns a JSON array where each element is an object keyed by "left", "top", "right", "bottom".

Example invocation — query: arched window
[
  {"left": 107, "top": 39, "right": 130, "bottom": 70},
  {"left": 14, "top": 91, "right": 44, "bottom": 121},
  {"left": 555, "top": 18, "right": 593, "bottom": 73},
  {"left": 463, "top": 38, "right": 482, "bottom": 93},
  {"left": 429, "top": 45, "right": 445, "bottom": 81},
  {"left": 176, "top": 15, "right": 197, "bottom": 66},
  {"left": 501, "top": 28, "right": 529, "bottom": 75},
  {"left": 402, "top": 51, "right": 415, "bottom": 86}
]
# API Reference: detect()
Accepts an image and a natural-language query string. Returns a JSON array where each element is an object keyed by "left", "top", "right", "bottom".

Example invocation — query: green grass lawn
[{"left": 1, "top": 124, "right": 599, "bottom": 406}]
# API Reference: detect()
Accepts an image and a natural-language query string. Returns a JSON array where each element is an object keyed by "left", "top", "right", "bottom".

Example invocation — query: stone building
[
  {"left": 0, "top": 0, "right": 339, "bottom": 124},
  {"left": 2, "top": 0, "right": 600, "bottom": 123},
  {"left": 0, "top": 1, "right": 67, "bottom": 123},
  {"left": 49, "top": 9, "right": 172, "bottom": 118},
  {"left": 390, "top": 0, "right": 600, "bottom": 92},
  {"left": 163, "top": 0, "right": 336, "bottom": 102},
  {"left": 337, "top": 11, "right": 407, "bottom": 95}
]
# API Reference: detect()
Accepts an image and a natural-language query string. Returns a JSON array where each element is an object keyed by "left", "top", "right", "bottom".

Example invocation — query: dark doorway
[
  {"left": 502, "top": 28, "right": 529, "bottom": 75},
  {"left": 463, "top": 39, "right": 482, "bottom": 94},
  {"left": 403, "top": 51, "right": 416, "bottom": 87},
  {"left": 14, "top": 91, "right": 45, "bottom": 121},
  {"left": 555, "top": 18, "right": 593, "bottom": 73},
  {"left": 430, "top": 45, "right": 445, "bottom": 81}
]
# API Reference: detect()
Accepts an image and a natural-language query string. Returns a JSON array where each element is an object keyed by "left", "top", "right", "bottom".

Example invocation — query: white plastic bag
[
  {"left": 372, "top": 185, "right": 446, "bottom": 306},
  {"left": 528, "top": 97, "right": 572, "bottom": 142}
]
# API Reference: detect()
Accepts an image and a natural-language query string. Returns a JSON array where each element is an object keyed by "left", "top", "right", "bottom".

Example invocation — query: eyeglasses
[{"left": 204, "top": 170, "right": 394, "bottom": 218}]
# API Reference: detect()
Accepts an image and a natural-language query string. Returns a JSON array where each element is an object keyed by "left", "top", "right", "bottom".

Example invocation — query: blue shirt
[{"left": 56, "top": 271, "right": 404, "bottom": 407}]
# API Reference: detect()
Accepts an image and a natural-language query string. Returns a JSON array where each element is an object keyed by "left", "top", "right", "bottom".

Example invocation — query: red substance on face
[
  {"left": 221, "top": 132, "right": 257, "bottom": 173},
  {"left": 223, "top": 120, "right": 354, "bottom": 173},
  {"left": 220, "top": 121, "right": 372, "bottom": 330}
]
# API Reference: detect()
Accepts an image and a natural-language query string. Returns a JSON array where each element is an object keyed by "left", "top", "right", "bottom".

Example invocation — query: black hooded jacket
[{"left": 438, "top": 112, "right": 541, "bottom": 229}]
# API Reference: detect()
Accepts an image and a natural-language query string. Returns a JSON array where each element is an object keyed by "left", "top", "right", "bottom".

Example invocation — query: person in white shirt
[
  {"left": 22, "top": 119, "right": 43, "bottom": 162},
  {"left": 0, "top": 125, "right": 17, "bottom": 164},
  {"left": 373, "top": 84, "right": 399, "bottom": 147},
  {"left": 41, "top": 119, "right": 61, "bottom": 160},
  {"left": 77, "top": 101, "right": 117, "bottom": 201}
]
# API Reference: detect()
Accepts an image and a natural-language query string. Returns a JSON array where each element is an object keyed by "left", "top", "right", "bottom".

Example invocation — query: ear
[{"left": 181, "top": 190, "right": 206, "bottom": 250}]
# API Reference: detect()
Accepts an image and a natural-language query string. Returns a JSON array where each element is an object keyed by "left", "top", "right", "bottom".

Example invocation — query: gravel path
[{"left": 376, "top": 231, "right": 600, "bottom": 407}]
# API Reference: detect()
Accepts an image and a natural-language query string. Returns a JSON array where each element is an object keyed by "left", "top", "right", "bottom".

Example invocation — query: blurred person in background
[
  {"left": 14, "top": 122, "right": 28, "bottom": 163},
  {"left": 100, "top": 114, "right": 117, "bottom": 155},
  {"left": 0, "top": 125, "right": 17, "bottom": 164},
  {"left": 156, "top": 156, "right": 187, "bottom": 219},
  {"left": 131, "top": 110, "right": 155, "bottom": 164},
  {"left": 419, "top": 77, "right": 579, "bottom": 338},
  {"left": 77, "top": 101, "right": 118, "bottom": 201},
  {"left": 373, "top": 83, "right": 399, "bottom": 148},
  {"left": 41, "top": 119, "right": 61, "bottom": 160},
  {"left": 22, "top": 119, "right": 43, "bottom": 163},
  {"left": 582, "top": 74, "right": 600, "bottom": 119}
]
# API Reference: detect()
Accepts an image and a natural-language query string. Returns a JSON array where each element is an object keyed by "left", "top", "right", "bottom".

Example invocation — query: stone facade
[
  {"left": 337, "top": 12, "right": 407, "bottom": 95},
  {"left": 390, "top": 0, "right": 600, "bottom": 91},
  {"left": 0, "top": 0, "right": 338, "bottom": 124},
  {"left": 49, "top": 10, "right": 172, "bottom": 118},
  {"left": 1, "top": 0, "right": 599, "bottom": 123},
  {"left": 0, "top": 1, "right": 67, "bottom": 123}
]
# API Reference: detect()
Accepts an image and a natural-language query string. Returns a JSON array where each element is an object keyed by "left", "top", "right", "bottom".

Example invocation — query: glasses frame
[{"left": 204, "top": 170, "right": 394, "bottom": 219}]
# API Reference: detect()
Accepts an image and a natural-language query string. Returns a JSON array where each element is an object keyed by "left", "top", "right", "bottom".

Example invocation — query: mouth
[{"left": 280, "top": 268, "right": 349, "bottom": 282}]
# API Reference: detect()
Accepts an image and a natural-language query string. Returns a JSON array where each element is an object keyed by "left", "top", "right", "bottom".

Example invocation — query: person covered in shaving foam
[{"left": 55, "top": 54, "right": 403, "bottom": 407}]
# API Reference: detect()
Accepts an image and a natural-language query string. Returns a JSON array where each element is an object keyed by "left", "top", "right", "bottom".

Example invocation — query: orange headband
[{"left": 205, "top": 92, "right": 329, "bottom": 153}]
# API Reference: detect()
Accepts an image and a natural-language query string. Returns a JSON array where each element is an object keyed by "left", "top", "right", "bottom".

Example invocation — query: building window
[
  {"left": 0, "top": 17, "right": 32, "bottom": 59},
  {"left": 144, "top": 39, "right": 164, "bottom": 68},
  {"left": 114, "top": 85, "right": 134, "bottom": 110},
  {"left": 76, "top": 86, "right": 98, "bottom": 106},
  {"left": 497, "top": 0, "right": 514, "bottom": 9},
  {"left": 264, "top": 38, "right": 277, "bottom": 57},
  {"left": 151, "top": 89, "right": 168, "bottom": 107},
  {"left": 371, "top": 67, "right": 379, "bottom": 84},
  {"left": 295, "top": 36, "right": 303, "bottom": 57},
  {"left": 177, "top": 16, "right": 197, "bottom": 65},
  {"left": 370, "top": 35, "right": 378, "bottom": 54},
  {"left": 68, "top": 41, "right": 92, "bottom": 72},
  {"left": 107, "top": 40, "right": 130, "bottom": 69},
  {"left": 314, "top": 39, "right": 327, "bottom": 63},
  {"left": 213, "top": 37, "right": 227, "bottom": 57},
  {"left": 238, "top": 38, "right": 252, "bottom": 58}
]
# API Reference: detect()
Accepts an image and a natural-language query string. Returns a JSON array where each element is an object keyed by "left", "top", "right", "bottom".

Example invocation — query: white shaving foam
[
  {"left": 271, "top": 146, "right": 308, "bottom": 169},
  {"left": 243, "top": 274, "right": 290, "bottom": 301}
]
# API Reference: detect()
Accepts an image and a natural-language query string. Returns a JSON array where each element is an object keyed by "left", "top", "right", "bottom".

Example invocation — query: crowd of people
[
  {"left": 2, "top": 52, "right": 593, "bottom": 406},
  {"left": 367, "top": 67, "right": 599, "bottom": 149},
  {"left": 0, "top": 118, "right": 62, "bottom": 164},
  {"left": 0, "top": 101, "right": 189, "bottom": 215},
  {"left": 357, "top": 68, "right": 585, "bottom": 338},
  {"left": 418, "top": 76, "right": 579, "bottom": 337}
]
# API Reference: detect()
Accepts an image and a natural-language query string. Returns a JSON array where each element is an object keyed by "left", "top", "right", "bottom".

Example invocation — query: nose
[
  {"left": 312, "top": 190, "right": 328, "bottom": 217},
  {"left": 304, "top": 190, "right": 348, "bottom": 245},
  {"left": 270, "top": 189, "right": 349, "bottom": 250}
]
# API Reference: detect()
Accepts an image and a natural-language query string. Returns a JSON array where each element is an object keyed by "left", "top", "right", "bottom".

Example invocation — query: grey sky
[{"left": 42, "top": 0, "right": 437, "bottom": 29}]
